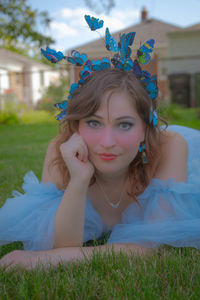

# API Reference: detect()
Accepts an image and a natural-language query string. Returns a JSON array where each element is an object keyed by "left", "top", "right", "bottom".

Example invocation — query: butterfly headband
[{"left": 41, "top": 15, "right": 158, "bottom": 126}]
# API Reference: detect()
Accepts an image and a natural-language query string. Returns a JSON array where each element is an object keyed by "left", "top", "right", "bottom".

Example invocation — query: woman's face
[{"left": 78, "top": 91, "right": 145, "bottom": 176}]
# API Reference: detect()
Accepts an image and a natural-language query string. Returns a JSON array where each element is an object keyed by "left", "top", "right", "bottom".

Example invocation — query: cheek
[
  {"left": 78, "top": 126, "right": 98, "bottom": 147},
  {"left": 116, "top": 129, "right": 143, "bottom": 149}
]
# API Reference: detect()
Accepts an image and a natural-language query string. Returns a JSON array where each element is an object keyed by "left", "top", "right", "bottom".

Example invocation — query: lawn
[{"left": 0, "top": 119, "right": 200, "bottom": 299}]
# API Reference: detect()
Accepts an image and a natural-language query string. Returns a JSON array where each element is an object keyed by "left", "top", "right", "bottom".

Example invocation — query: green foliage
[
  {"left": 0, "top": 108, "right": 56, "bottom": 125},
  {"left": 0, "top": 111, "right": 20, "bottom": 125},
  {"left": 0, "top": 0, "right": 54, "bottom": 47},
  {"left": 159, "top": 103, "right": 200, "bottom": 129},
  {"left": 37, "top": 78, "right": 69, "bottom": 112},
  {"left": 20, "top": 110, "right": 56, "bottom": 124}
]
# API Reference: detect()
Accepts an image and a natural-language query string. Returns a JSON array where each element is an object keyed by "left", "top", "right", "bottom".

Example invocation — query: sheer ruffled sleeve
[
  {"left": 0, "top": 171, "right": 64, "bottom": 251},
  {"left": 106, "top": 178, "right": 200, "bottom": 249},
  {"left": 0, "top": 171, "right": 104, "bottom": 251}
]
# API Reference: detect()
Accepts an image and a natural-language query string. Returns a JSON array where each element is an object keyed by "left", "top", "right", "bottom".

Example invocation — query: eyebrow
[{"left": 91, "top": 114, "right": 136, "bottom": 120}]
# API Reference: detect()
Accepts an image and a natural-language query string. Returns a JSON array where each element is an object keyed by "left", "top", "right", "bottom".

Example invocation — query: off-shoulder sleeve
[
  {"left": 106, "top": 178, "right": 200, "bottom": 249},
  {"left": 0, "top": 171, "right": 104, "bottom": 251},
  {"left": 0, "top": 171, "right": 64, "bottom": 251}
]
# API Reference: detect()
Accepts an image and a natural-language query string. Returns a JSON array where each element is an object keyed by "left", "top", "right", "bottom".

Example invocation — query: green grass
[
  {"left": 0, "top": 120, "right": 200, "bottom": 299},
  {"left": 159, "top": 104, "right": 200, "bottom": 129}
]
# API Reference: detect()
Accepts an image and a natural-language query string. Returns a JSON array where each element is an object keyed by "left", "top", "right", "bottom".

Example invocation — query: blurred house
[
  {"left": 162, "top": 23, "right": 200, "bottom": 107},
  {"left": 67, "top": 7, "right": 181, "bottom": 102},
  {"left": 0, "top": 48, "right": 64, "bottom": 109}
]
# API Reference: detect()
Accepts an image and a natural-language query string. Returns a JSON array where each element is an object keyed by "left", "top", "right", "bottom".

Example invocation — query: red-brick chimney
[{"left": 141, "top": 6, "right": 148, "bottom": 22}]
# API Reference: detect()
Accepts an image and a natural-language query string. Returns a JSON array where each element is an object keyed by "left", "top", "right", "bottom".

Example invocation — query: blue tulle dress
[{"left": 0, "top": 125, "right": 200, "bottom": 251}]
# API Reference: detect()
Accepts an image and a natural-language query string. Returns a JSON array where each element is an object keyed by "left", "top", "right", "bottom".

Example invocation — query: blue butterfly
[
  {"left": 111, "top": 55, "right": 133, "bottom": 71},
  {"left": 79, "top": 69, "right": 93, "bottom": 84},
  {"left": 41, "top": 47, "right": 64, "bottom": 63},
  {"left": 84, "top": 15, "right": 104, "bottom": 31},
  {"left": 90, "top": 58, "right": 111, "bottom": 71},
  {"left": 150, "top": 106, "right": 158, "bottom": 126},
  {"left": 54, "top": 100, "right": 68, "bottom": 121},
  {"left": 141, "top": 71, "right": 158, "bottom": 100},
  {"left": 137, "top": 39, "right": 155, "bottom": 65},
  {"left": 55, "top": 109, "right": 67, "bottom": 121},
  {"left": 54, "top": 100, "right": 68, "bottom": 110},
  {"left": 132, "top": 59, "right": 142, "bottom": 78},
  {"left": 66, "top": 50, "right": 87, "bottom": 66},
  {"left": 119, "top": 32, "right": 135, "bottom": 58},
  {"left": 105, "top": 28, "right": 119, "bottom": 52},
  {"left": 67, "top": 83, "right": 79, "bottom": 100}
]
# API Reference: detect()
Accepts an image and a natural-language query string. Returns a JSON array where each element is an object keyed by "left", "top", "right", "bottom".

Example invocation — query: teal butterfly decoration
[
  {"left": 150, "top": 106, "right": 158, "bottom": 126},
  {"left": 54, "top": 100, "right": 68, "bottom": 110},
  {"left": 67, "top": 83, "right": 79, "bottom": 100},
  {"left": 137, "top": 39, "right": 155, "bottom": 65},
  {"left": 111, "top": 54, "right": 133, "bottom": 71},
  {"left": 132, "top": 59, "right": 142, "bottom": 78},
  {"left": 85, "top": 15, "right": 104, "bottom": 31},
  {"left": 41, "top": 47, "right": 64, "bottom": 63},
  {"left": 90, "top": 58, "right": 111, "bottom": 71},
  {"left": 66, "top": 50, "right": 87, "bottom": 66},
  {"left": 119, "top": 32, "right": 135, "bottom": 58},
  {"left": 141, "top": 70, "right": 158, "bottom": 100},
  {"left": 105, "top": 28, "right": 119, "bottom": 52},
  {"left": 54, "top": 100, "right": 68, "bottom": 121}
]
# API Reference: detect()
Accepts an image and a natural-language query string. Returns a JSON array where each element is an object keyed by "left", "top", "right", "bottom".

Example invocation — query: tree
[
  {"left": 0, "top": 0, "right": 54, "bottom": 48},
  {"left": 84, "top": 0, "right": 115, "bottom": 14}
]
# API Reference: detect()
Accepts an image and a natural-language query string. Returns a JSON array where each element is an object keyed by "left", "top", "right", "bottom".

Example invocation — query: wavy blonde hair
[{"left": 50, "top": 68, "right": 167, "bottom": 204}]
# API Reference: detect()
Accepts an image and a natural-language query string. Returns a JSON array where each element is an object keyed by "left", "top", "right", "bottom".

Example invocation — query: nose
[{"left": 99, "top": 128, "right": 116, "bottom": 148}]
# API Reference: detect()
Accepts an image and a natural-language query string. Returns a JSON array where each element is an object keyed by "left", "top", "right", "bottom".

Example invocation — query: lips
[
  {"left": 98, "top": 153, "right": 118, "bottom": 161},
  {"left": 99, "top": 153, "right": 117, "bottom": 157}
]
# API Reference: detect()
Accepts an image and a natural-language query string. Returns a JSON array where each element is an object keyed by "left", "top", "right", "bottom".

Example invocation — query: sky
[{"left": 28, "top": 0, "right": 200, "bottom": 52}]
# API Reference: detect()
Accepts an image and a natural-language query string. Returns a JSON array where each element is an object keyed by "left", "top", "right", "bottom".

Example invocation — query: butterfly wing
[
  {"left": 133, "top": 59, "right": 142, "bottom": 78},
  {"left": 67, "top": 52, "right": 87, "bottom": 66},
  {"left": 123, "top": 58, "right": 133, "bottom": 71},
  {"left": 137, "top": 39, "right": 155, "bottom": 64},
  {"left": 54, "top": 100, "right": 68, "bottom": 110},
  {"left": 55, "top": 109, "right": 67, "bottom": 121},
  {"left": 105, "top": 28, "right": 119, "bottom": 52},
  {"left": 85, "top": 15, "right": 104, "bottom": 31},
  {"left": 101, "top": 58, "right": 111, "bottom": 69},
  {"left": 119, "top": 32, "right": 135, "bottom": 58},
  {"left": 41, "top": 47, "right": 64, "bottom": 63},
  {"left": 91, "top": 60, "right": 101, "bottom": 71}
]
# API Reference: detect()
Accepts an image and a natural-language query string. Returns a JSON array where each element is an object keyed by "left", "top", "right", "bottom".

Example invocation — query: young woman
[{"left": 0, "top": 69, "right": 199, "bottom": 271}]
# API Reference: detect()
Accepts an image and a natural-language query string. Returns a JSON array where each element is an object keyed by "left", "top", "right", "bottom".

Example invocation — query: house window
[{"left": 40, "top": 71, "right": 44, "bottom": 86}]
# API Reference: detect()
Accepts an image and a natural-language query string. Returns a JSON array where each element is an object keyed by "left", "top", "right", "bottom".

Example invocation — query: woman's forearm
[
  {"left": 53, "top": 179, "right": 89, "bottom": 248},
  {"left": 41, "top": 244, "right": 154, "bottom": 267}
]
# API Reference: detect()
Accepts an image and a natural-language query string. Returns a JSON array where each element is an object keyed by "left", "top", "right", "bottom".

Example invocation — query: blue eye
[
  {"left": 119, "top": 122, "right": 134, "bottom": 130},
  {"left": 86, "top": 120, "right": 101, "bottom": 128}
]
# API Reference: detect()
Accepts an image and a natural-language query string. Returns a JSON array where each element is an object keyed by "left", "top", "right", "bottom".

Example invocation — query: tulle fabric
[
  {"left": 0, "top": 125, "right": 199, "bottom": 250},
  {"left": 107, "top": 178, "right": 200, "bottom": 248},
  {"left": 0, "top": 172, "right": 103, "bottom": 250}
]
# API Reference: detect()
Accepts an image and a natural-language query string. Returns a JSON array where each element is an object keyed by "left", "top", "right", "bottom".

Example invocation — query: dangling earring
[{"left": 139, "top": 142, "right": 148, "bottom": 164}]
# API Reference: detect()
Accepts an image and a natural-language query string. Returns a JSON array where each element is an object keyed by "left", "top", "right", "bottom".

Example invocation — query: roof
[
  {"left": 168, "top": 22, "right": 200, "bottom": 34},
  {"left": 0, "top": 48, "right": 54, "bottom": 70},
  {"left": 67, "top": 18, "right": 181, "bottom": 58}
]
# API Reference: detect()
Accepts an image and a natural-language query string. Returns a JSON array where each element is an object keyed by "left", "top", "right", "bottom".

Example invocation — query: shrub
[{"left": 37, "top": 78, "right": 69, "bottom": 112}]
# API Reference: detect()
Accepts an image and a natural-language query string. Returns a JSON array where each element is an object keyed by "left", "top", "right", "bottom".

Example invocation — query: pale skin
[{"left": 0, "top": 91, "right": 188, "bottom": 271}]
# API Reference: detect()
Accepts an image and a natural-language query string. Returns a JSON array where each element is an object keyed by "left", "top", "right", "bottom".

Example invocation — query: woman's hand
[
  {"left": 0, "top": 250, "right": 57, "bottom": 272},
  {"left": 60, "top": 133, "right": 94, "bottom": 183}
]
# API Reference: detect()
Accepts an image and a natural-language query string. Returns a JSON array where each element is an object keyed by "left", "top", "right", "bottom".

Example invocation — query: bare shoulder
[
  {"left": 159, "top": 130, "right": 188, "bottom": 152},
  {"left": 42, "top": 137, "right": 64, "bottom": 190},
  {"left": 154, "top": 129, "right": 188, "bottom": 182}
]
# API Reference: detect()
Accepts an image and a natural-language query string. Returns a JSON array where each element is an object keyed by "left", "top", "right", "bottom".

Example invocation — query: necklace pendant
[{"left": 110, "top": 202, "right": 119, "bottom": 208}]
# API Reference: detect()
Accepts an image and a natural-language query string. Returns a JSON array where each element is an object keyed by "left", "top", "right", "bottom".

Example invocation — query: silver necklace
[{"left": 96, "top": 178, "right": 127, "bottom": 209}]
